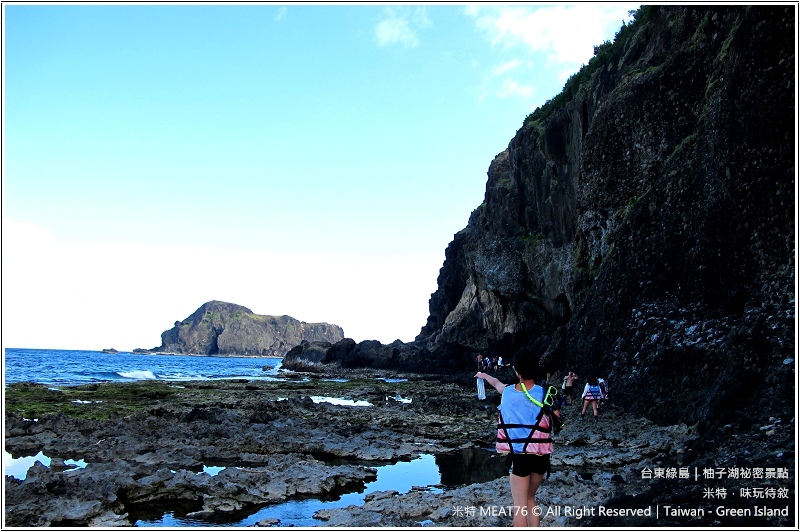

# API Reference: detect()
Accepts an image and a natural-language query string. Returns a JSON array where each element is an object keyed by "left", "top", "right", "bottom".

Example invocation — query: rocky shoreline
[{"left": 5, "top": 370, "right": 793, "bottom": 527}]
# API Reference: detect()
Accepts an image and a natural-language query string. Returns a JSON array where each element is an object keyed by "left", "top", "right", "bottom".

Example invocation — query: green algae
[
  {"left": 4, "top": 377, "right": 422, "bottom": 422},
  {"left": 5, "top": 380, "right": 178, "bottom": 421}
]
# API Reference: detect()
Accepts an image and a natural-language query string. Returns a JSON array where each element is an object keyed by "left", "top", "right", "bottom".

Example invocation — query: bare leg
[
  {"left": 527, "top": 472, "right": 544, "bottom": 526},
  {"left": 509, "top": 472, "right": 544, "bottom": 526},
  {"left": 509, "top": 473, "right": 529, "bottom": 526}
]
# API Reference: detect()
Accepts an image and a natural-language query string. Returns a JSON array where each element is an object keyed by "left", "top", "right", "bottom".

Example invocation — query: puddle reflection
[
  {"left": 135, "top": 448, "right": 507, "bottom": 527},
  {"left": 4, "top": 451, "right": 89, "bottom": 480},
  {"left": 310, "top": 396, "right": 374, "bottom": 407},
  {"left": 6, "top": 448, "right": 506, "bottom": 526}
]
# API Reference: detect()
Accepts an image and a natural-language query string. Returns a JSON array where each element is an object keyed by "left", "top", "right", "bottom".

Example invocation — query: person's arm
[{"left": 475, "top": 372, "right": 506, "bottom": 393}]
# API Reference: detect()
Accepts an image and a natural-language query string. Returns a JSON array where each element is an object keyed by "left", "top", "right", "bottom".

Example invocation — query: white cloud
[
  {"left": 375, "top": 7, "right": 432, "bottom": 48},
  {"left": 469, "top": 4, "right": 638, "bottom": 69},
  {"left": 275, "top": 7, "right": 287, "bottom": 22},
  {"left": 467, "top": 4, "right": 637, "bottom": 105},
  {"left": 1, "top": 218, "right": 441, "bottom": 351},
  {"left": 413, "top": 7, "right": 432, "bottom": 29},
  {"left": 376, "top": 17, "right": 418, "bottom": 48},
  {"left": 497, "top": 79, "right": 534, "bottom": 99},
  {"left": 492, "top": 59, "right": 522, "bottom": 76}
]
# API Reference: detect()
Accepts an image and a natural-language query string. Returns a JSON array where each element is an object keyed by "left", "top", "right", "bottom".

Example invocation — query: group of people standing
[
  {"left": 474, "top": 351, "right": 611, "bottom": 527},
  {"left": 475, "top": 353, "right": 503, "bottom": 372},
  {"left": 561, "top": 371, "right": 609, "bottom": 420}
]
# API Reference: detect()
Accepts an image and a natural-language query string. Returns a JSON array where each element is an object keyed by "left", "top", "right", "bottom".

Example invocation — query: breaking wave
[{"left": 117, "top": 370, "right": 157, "bottom": 380}]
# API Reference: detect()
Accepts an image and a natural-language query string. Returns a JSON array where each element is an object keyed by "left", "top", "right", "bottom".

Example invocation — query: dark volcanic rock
[
  {"left": 5, "top": 374, "right": 793, "bottom": 527},
  {"left": 286, "top": 9, "right": 794, "bottom": 407},
  {"left": 3, "top": 378, "right": 491, "bottom": 526},
  {"left": 282, "top": 338, "right": 436, "bottom": 373},
  {"left": 137, "top": 300, "right": 344, "bottom": 357},
  {"left": 416, "top": 5, "right": 794, "bottom": 427},
  {"left": 394, "top": 8, "right": 796, "bottom": 520}
]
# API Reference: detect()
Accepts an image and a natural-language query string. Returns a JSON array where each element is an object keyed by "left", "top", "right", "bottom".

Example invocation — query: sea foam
[{"left": 117, "top": 370, "right": 157, "bottom": 380}]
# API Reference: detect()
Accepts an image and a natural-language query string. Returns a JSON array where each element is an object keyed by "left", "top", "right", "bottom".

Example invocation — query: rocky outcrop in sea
[
  {"left": 281, "top": 338, "right": 431, "bottom": 372},
  {"left": 135, "top": 300, "right": 344, "bottom": 357}
]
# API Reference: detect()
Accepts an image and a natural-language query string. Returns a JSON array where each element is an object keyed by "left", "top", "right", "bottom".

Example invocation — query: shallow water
[
  {"left": 131, "top": 449, "right": 507, "bottom": 527},
  {"left": 5, "top": 448, "right": 507, "bottom": 527},
  {"left": 4, "top": 451, "right": 88, "bottom": 479},
  {"left": 310, "top": 396, "right": 374, "bottom": 407}
]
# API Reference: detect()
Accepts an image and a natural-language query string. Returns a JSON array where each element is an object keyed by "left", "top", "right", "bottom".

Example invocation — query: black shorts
[{"left": 509, "top": 453, "right": 551, "bottom": 477}]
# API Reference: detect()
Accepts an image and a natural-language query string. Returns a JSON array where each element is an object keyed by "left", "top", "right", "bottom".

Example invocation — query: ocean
[{"left": 3, "top": 348, "right": 283, "bottom": 387}]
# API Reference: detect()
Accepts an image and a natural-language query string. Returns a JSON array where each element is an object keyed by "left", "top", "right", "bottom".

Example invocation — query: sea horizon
[{"left": 4, "top": 346, "right": 284, "bottom": 358}]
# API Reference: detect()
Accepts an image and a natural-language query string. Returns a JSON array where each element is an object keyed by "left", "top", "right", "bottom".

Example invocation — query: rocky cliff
[
  {"left": 418, "top": 5, "right": 795, "bottom": 427},
  {"left": 137, "top": 301, "right": 344, "bottom": 357},
  {"left": 285, "top": 6, "right": 795, "bottom": 430}
]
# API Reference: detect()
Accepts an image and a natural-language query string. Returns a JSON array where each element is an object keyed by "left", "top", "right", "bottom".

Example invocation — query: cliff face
[
  {"left": 418, "top": 6, "right": 795, "bottom": 426},
  {"left": 142, "top": 301, "right": 344, "bottom": 357}
]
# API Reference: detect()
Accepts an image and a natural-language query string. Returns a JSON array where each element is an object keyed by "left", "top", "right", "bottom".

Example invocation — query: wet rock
[{"left": 5, "top": 372, "right": 793, "bottom": 527}]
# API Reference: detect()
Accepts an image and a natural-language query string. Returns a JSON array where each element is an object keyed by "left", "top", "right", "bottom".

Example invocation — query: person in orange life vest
[
  {"left": 475, "top": 350, "right": 555, "bottom": 527},
  {"left": 580, "top": 375, "right": 605, "bottom": 420}
]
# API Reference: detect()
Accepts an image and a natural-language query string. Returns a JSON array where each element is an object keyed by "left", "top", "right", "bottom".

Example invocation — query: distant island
[{"left": 133, "top": 300, "right": 344, "bottom": 358}]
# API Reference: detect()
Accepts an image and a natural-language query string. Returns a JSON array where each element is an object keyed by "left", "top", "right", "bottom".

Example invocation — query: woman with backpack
[
  {"left": 580, "top": 376, "right": 605, "bottom": 421},
  {"left": 475, "top": 350, "right": 557, "bottom": 527}
]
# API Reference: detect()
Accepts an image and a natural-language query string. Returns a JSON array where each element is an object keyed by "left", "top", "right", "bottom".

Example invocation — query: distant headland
[{"left": 133, "top": 300, "right": 344, "bottom": 358}]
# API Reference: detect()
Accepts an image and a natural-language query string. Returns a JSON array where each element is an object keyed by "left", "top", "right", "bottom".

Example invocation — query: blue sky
[{"left": 3, "top": 3, "right": 637, "bottom": 351}]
